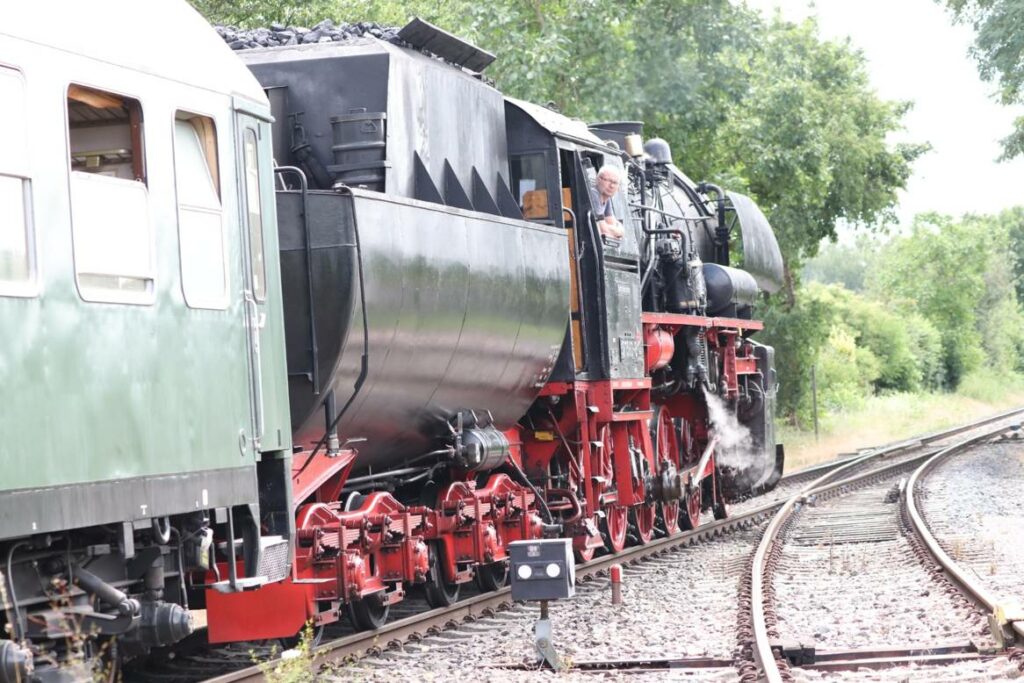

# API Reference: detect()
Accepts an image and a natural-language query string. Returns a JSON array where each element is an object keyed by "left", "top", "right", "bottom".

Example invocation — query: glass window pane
[
  {"left": 174, "top": 120, "right": 219, "bottom": 210},
  {"left": 179, "top": 207, "right": 226, "bottom": 306},
  {"left": 0, "top": 68, "right": 28, "bottom": 176},
  {"left": 511, "top": 154, "right": 549, "bottom": 219},
  {"left": 0, "top": 176, "right": 28, "bottom": 282},
  {"left": 243, "top": 128, "right": 266, "bottom": 301},
  {"left": 71, "top": 172, "right": 152, "bottom": 299},
  {"left": 67, "top": 86, "right": 150, "bottom": 303},
  {"left": 175, "top": 117, "right": 225, "bottom": 308},
  {"left": 0, "top": 66, "right": 33, "bottom": 292}
]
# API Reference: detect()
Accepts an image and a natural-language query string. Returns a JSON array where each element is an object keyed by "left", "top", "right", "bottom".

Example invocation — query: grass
[{"left": 779, "top": 380, "right": 1024, "bottom": 472}]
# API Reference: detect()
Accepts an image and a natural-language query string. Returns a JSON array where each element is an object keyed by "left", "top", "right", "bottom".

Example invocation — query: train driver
[{"left": 593, "top": 165, "right": 625, "bottom": 240}]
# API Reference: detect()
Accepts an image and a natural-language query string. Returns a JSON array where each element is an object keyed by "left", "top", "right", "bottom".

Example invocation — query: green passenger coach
[{"left": 0, "top": 3, "right": 293, "bottom": 677}]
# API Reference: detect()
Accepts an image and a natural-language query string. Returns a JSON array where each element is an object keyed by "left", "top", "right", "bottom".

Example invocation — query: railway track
[
  {"left": 906, "top": 430, "right": 1024, "bottom": 650},
  {"left": 747, "top": 410, "right": 1024, "bottom": 682},
  {"left": 127, "top": 408, "right": 1024, "bottom": 682}
]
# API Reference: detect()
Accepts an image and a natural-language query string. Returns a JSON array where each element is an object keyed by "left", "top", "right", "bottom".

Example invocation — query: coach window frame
[
  {"left": 173, "top": 110, "right": 229, "bottom": 309},
  {"left": 66, "top": 83, "right": 155, "bottom": 305},
  {"left": 0, "top": 64, "right": 37, "bottom": 297},
  {"left": 241, "top": 126, "right": 267, "bottom": 303}
]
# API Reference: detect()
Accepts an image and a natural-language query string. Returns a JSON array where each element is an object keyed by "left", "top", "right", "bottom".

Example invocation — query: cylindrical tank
[
  {"left": 702, "top": 263, "right": 759, "bottom": 317},
  {"left": 277, "top": 188, "right": 570, "bottom": 473}
]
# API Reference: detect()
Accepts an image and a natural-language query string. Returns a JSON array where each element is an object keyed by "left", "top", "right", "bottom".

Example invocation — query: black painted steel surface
[
  {"left": 726, "top": 190, "right": 784, "bottom": 294},
  {"left": 279, "top": 188, "right": 570, "bottom": 471}
]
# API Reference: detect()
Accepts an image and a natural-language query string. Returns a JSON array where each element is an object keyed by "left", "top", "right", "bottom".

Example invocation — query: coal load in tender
[{"left": 215, "top": 19, "right": 405, "bottom": 50}]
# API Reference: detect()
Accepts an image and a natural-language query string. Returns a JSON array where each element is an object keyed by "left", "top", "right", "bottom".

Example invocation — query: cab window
[
  {"left": 68, "top": 85, "right": 152, "bottom": 304},
  {"left": 174, "top": 113, "right": 227, "bottom": 309},
  {"left": 582, "top": 154, "right": 626, "bottom": 220},
  {"left": 0, "top": 66, "right": 35, "bottom": 295},
  {"left": 510, "top": 153, "right": 550, "bottom": 220}
]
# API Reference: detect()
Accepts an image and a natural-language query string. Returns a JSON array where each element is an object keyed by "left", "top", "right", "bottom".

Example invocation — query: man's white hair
[{"left": 597, "top": 164, "right": 623, "bottom": 182}]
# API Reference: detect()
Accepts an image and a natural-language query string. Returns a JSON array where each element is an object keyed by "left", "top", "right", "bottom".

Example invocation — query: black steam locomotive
[{"left": 207, "top": 19, "right": 784, "bottom": 639}]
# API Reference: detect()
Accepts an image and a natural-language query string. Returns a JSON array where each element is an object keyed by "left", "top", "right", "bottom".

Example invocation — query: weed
[{"left": 253, "top": 622, "right": 318, "bottom": 683}]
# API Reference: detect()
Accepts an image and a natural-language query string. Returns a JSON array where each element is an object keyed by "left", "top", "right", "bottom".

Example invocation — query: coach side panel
[{"left": 0, "top": 37, "right": 267, "bottom": 537}]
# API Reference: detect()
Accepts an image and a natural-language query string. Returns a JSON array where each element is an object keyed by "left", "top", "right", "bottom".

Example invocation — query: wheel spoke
[
  {"left": 630, "top": 503, "right": 656, "bottom": 545},
  {"left": 660, "top": 500, "right": 680, "bottom": 536},
  {"left": 602, "top": 505, "right": 628, "bottom": 553},
  {"left": 680, "top": 486, "right": 701, "bottom": 530}
]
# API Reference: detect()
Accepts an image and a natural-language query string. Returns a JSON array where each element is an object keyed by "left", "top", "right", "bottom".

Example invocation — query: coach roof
[{"left": 2, "top": 1, "right": 266, "bottom": 104}]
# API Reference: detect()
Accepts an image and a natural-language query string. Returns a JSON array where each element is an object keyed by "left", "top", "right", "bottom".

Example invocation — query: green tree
[
  {"left": 940, "top": 0, "right": 1024, "bottom": 159},
  {"left": 868, "top": 213, "right": 993, "bottom": 386},
  {"left": 189, "top": 0, "right": 929, "bottom": 419},
  {"left": 190, "top": 2, "right": 921, "bottom": 288},
  {"left": 803, "top": 234, "right": 885, "bottom": 292},
  {"left": 705, "top": 19, "right": 926, "bottom": 302},
  {"left": 990, "top": 207, "right": 1024, "bottom": 303},
  {"left": 758, "top": 292, "right": 830, "bottom": 424},
  {"left": 190, "top": 0, "right": 341, "bottom": 26}
]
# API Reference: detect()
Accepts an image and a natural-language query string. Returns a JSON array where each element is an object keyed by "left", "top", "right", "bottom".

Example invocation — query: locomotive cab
[{"left": 505, "top": 99, "right": 645, "bottom": 383}]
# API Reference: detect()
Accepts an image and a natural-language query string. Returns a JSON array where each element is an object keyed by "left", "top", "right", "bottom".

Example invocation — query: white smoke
[{"left": 703, "top": 388, "right": 753, "bottom": 469}]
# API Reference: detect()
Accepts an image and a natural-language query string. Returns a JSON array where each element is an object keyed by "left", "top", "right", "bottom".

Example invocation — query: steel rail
[
  {"left": 547, "top": 642, "right": 991, "bottom": 674},
  {"left": 750, "top": 407, "right": 1024, "bottom": 682},
  {"left": 905, "top": 426, "right": 1024, "bottom": 646},
  {"left": 204, "top": 407, "right": 1024, "bottom": 683}
]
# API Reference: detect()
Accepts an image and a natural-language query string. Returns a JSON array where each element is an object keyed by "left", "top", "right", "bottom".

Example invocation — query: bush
[
  {"left": 817, "top": 326, "right": 879, "bottom": 412},
  {"left": 903, "top": 313, "right": 945, "bottom": 390},
  {"left": 758, "top": 292, "right": 830, "bottom": 426},
  {"left": 842, "top": 293, "right": 920, "bottom": 392}
]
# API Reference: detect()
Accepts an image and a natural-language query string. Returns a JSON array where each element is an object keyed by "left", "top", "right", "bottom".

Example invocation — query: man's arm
[{"left": 598, "top": 215, "right": 624, "bottom": 240}]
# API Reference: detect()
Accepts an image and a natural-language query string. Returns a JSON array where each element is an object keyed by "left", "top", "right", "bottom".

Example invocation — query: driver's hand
[{"left": 599, "top": 217, "right": 624, "bottom": 240}]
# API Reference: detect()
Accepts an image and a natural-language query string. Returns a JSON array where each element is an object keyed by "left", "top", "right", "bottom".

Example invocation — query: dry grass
[{"left": 779, "top": 389, "right": 1024, "bottom": 472}]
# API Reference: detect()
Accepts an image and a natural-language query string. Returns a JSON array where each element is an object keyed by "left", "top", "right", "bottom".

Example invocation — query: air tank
[{"left": 702, "top": 263, "right": 759, "bottom": 318}]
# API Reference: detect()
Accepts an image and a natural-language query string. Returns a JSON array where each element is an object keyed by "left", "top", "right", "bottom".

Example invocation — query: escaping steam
[{"left": 703, "top": 388, "right": 753, "bottom": 470}]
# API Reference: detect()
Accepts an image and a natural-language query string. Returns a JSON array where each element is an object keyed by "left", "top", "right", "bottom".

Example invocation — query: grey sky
[{"left": 745, "top": 0, "right": 1024, "bottom": 226}]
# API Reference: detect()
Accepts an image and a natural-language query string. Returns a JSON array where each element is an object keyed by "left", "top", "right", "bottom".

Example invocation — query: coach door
[{"left": 235, "top": 108, "right": 290, "bottom": 455}]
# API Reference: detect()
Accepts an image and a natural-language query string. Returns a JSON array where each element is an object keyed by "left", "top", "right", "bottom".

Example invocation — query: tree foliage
[
  {"left": 189, "top": 0, "right": 953, "bottom": 423},
  {"left": 940, "top": 0, "right": 1024, "bottom": 160},
  {"left": 867, "top": 212, "right": 1024, "bottom": 387},
  {"left": 802, "top": 234, "right": 884, "bottom": 292},
  {"left": 190, "top": 0, "right": 921, "bottom": 286}
]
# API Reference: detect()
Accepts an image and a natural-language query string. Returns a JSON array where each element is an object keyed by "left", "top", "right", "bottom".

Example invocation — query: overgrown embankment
[{"left": 780, "top": 207, "right": 1024, "bottom": 468}]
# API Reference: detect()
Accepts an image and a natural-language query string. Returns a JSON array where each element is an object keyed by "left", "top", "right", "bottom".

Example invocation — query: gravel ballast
[
  {"left": 919, "top": 438, "right": 1024, "bottom": 608},
  {"left": 326, "top": 526, "right": 766, "bottom": 681}
]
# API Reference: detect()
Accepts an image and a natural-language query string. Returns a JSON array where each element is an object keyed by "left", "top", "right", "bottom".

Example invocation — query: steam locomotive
[{"left": 0, "top": 6, "right": 782, "bottom": 680}]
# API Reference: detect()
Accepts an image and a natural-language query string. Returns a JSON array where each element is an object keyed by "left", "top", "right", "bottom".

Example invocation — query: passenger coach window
[
  {"left": 174, "top": 113, "right": 227, "bottom": 309},
  {"left": 242, "top": 128, "right": 266, "bottom": 301},
  {"left": 67, "top": 85, "right": 152, "bottom": 304},
  {"left": 0, "top": 66, "right": 35, "bottom": 295},
  {"left": 511, "top": 153, "right": 550, "bottom": 220}
]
